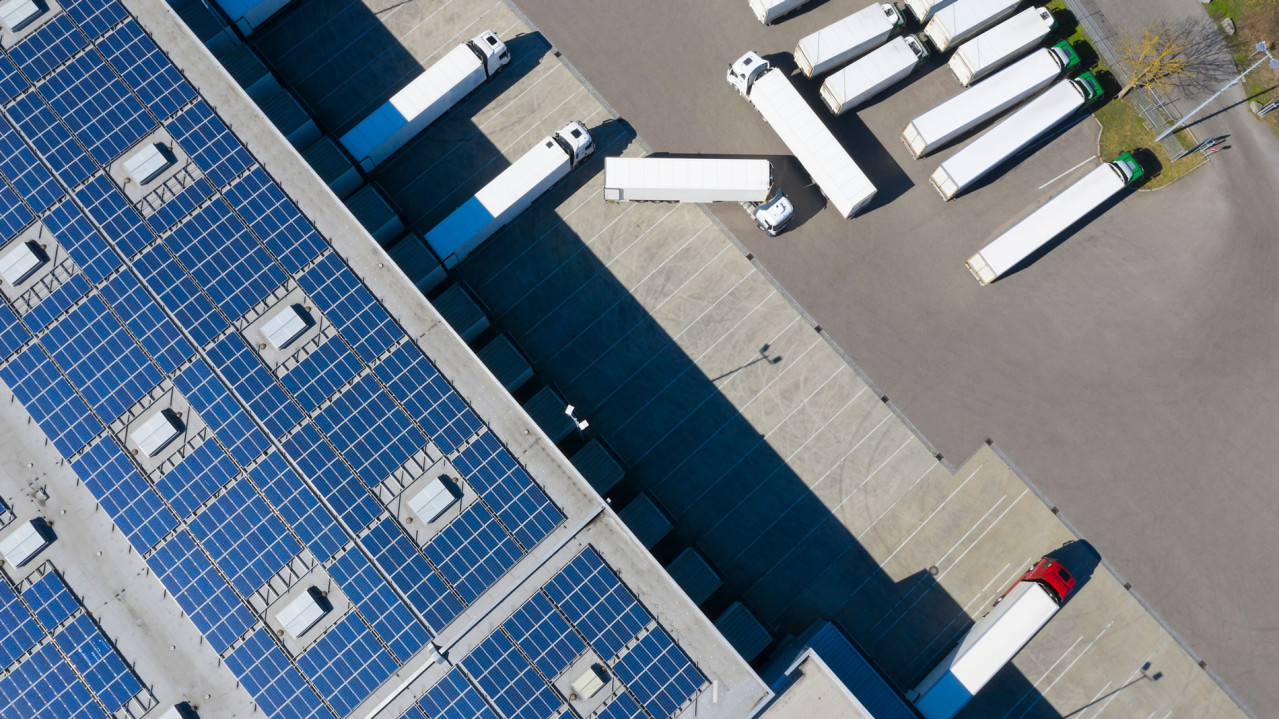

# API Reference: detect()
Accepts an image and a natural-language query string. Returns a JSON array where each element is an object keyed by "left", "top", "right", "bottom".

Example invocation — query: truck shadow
[
  {"left": 207, "top": 1, "right": 1063, "bottom": 716},
  {"left": 762, "top": 52, "right": 914, "bottom": 211}
]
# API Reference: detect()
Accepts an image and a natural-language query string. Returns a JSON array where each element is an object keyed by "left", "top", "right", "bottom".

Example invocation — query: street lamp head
[
  {"left": 1257, "top": 41, "right": 1268, "bottom": 53},
  {"left": 1271, "top": 59, "right": 1279, "bottom": 70}
]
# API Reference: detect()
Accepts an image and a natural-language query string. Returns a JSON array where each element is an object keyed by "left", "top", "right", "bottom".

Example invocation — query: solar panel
[
  {"left": 597, "top": 693, "right": 647, "bottom": 719},
  {"left": 0, "top": 345, "right": 103, "bottom": 456},
  {"left": 612, "top": 626, "right": 706, "bottom": 719},
  {"left": 0, "top": 182, "right": 33, "bottom": 240},
  {"left": 96, "top": 21, "right": 196, "bottom": 120},
  {"left": 295, "top": 614, "right": 397, "bottom": 717},
  {"left": 0, "top": 53, "right": 27, "bottom": 104},
  {"left": 97, "top": 269, "right": 193, "bottom": 374},
  {"left": 0, "top": 301, "right": 30, "bottom": 357},
  {"left": 0, "top": 641, "right": 107, "bottom": 719},
  {"left": 418, "top": 668, "right": 501, "bottom": 719},
  {"left": 145, "top": 177, "right": 215, "bottom": 235},
  {"left": 60, "top": 0, "right": 129, "bottom": 39},
  {"left": 132, "top": 244, "right": 226, "bottom": 347},
  {"left": 225, "top": 629, "right": 335, "bottom": 719},
  {"left": 359, "top": 518, "right": 462, "bottom": 631},
  {"left": 73, "top": 438, "right": 177, "bottom": 553},
  {"left": 8, "top": 15, "right": 87, "bottom": 82},
  {"left": 0, "top": 580, "right": 42, "bottom": 669},
  {"left": 40, "top": 198, "right": 119, "bottom": 284},
  {"left": 0, "top": 115, "right": 63, "bottom": 215},
  {"left": 501, "top": 591, "right": 585, "bottom": 677},
  {"left": 461, "top": 631, "right": 563, "bottom": 719},
  {"left": 175, "top": 359, "right": 270, "bottom": 467},
  {"left": 206, "top": 333, "right": 301, "bottom": 437},
  {"left": 280, "top": 423, "right": 381, "bottom": 534},
  {"left": 279, "top": 337, "right": 362, "bottom": 413},
  {"left": 327, "top": 546, "right": 429, "bottom": 663},
  {"left": 23, "top": 274, "right": 91, "bottom": 333},
  {"left": 153, "top": 440, "right": 236, "bottom": 518},
  {"left": 248, "top": 452, "right": 348, "bottom": 563},
  {"left": 223, "top": 168, "right": 325, "bottom": 275},
  {"left": 7, "top": 92, "right": 97, "bottom": 186},
  {"left": 450, "top": 433, "right": 563, "bottom": 551},
  {"left": 164, "top": 200, "right": 285, "bottom": 320},
  {"left": 543, "top": 548, "right": 653, "bottom": 662},
  {"left": 41, "top": 50, "right": 153, "bottom": 165},
  {"left": 41, "top": 294, "right": 161, "bottom": 421},
  {"left": 22, "top": 571, "right": 80, "bottom": 631},
  {"left": 188, "top": 478, "right": 301, "bottom": 596},
  {"left": 315, "top": 374, "right": 425, "bottom": 487},
  {"left": 166, "top": 101, "right": 253, "bottom": 189},
  {"left": 422, "top": 503, "right": 522, "bottom": 606},
  {"left": 299, "top": 253, "right": 401, "bottom": 364},
  {"left": 150, "top": 530, "right": 255, "bottom": 653},
  {"left": 53, "top": 614, "right": 144, "bottom": 712},
  {"left": 373, "top": 343, "right": 483, "bottom": 455}
]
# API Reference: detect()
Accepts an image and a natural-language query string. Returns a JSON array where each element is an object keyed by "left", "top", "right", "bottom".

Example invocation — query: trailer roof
[
  {"left": 751, "top": 70, "right": 876, "bottom": 217},
  {"left": 823, "top": 37, "right": 923, "bottom": 107},
  {"left": 953, "top": 6, "right": 1054, "bottom": 68},
  {"left": 928, "top": 0, "right": 1021, "bottom": 36},
  {"left": 910, "top": 48, "right": 1063, "bottom": 146},
  {"left": 605, "top": 157, "right": 772, "bottom": 194},
  {"left": 795, "top": 3, "right": 899, "bottom": 69}
]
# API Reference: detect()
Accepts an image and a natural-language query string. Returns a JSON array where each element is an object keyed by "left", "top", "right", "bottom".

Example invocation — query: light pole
[{"left": 1156, "top": 41, "right": 1279, "bottom": 141}]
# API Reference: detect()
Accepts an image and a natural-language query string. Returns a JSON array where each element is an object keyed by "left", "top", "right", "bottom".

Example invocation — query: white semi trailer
[
  {"left": 749, "top": 0, "right": 815, "bottom": 25},
  {"left": 909, "top": 558, "right": 1076, "bottom": 719},
  {"left": 794, "top": 3, "right": 904, "bottom": 77},
  {"left": 603, "top": 157, "right": 795, "bottom": 235},
  {"left": 902, "top": 41, "right": 1077, "bottom": 158},
  {"left": 930, "top": 71, "right": 1100, "bottom": 200},
  {"left": 425, "top": 122, "right": 594, "bottom": 268},
  {"left": 821, "top": 35, "right": 929, "bottom": 116},
  {"left": 949, "top": 7, "right": 1056, "bottom": 86},
  {"left": 966, "top": 153, "right": 1142, "bottom": 284},
  {"left": 340, "top": 31, "right": 510, "bottom": 170},
  {"left": 923, "top": 0, "right": 1022, "bottom": 54},
  {"left": 727, "top": 51, "right": 877, "bottom": 218}
]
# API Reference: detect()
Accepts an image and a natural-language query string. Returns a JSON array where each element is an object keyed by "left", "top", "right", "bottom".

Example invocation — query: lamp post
[{"left": 1156, "top": 41, "right": 1279, "bottom": 141}]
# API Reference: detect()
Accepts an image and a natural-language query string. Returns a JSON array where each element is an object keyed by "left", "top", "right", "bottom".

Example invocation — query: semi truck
[
  {"left": 904, "top": 0, "right": 961, "bottom": 23},
  {"left": 603, "top": 157, "right": 795, "bottom": 235},
  {"left": 966, "top": 153, "right": 1143, "bottom": 284},
  {"left": 929, "top": 71, "right": 1100, "bottom": 200},
  {"left": 340, "top": 31, "right": 509, "bottom": 170},
  {"left": 909, "top": 557, "right": 1077, "bottom": 719},
  {"left": 821, "top": 35, "right": 930, "bottom": 116},
  {"left": 727, "top": 51, "right": 877, "bottom": 218},
  {"left": 425, "top": 121, "right": 594, "bottom": 268},
  {"left": 749, "top": 0, "right": 814, "bottom": 25},
  {"left": 923, "top": 0, "right": 1022, "bottom": 54},
  {"left": 949, "top": 7, "right": 1056, "bottom": 86},
  {"left": 902, "top": 42, "right": 1077, "bottom": 158},
  {"left": 794, "top": 3, "right": 904, "bottom": 78}
]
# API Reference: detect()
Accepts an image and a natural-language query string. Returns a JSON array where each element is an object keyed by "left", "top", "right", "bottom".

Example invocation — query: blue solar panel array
[
  {"left": 0, "top": 567, "right": 147, "bottom": 719},
  {"left": 0, "top": 2, "right": 718, "bottom": 717}
]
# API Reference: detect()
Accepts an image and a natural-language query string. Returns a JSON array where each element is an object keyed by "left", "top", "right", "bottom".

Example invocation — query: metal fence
[{"left": 1062, "top": 0, "right": 1194, "bottom": 158}]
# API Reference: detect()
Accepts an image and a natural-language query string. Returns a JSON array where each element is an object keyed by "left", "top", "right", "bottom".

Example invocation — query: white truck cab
[
  {"left": 468, "top": 30, "right": 511, "bottom": 75},
  {"left": 553, "top": 121, "right": 596, "bottom": 168},
  {"left": 745, "top": 192, "right": 795, "bottom": 236},
  {"left": 727, "top": 51, "right": 769, "bottom": 96}
]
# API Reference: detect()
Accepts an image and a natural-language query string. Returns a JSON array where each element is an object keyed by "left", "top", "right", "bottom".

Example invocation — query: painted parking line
[
  {"left": 1039, "top": 155, "right": 1098, "bottom": 190},
  {"left": 1007, "top": 617, "right": 1118, "bottom": 719}
]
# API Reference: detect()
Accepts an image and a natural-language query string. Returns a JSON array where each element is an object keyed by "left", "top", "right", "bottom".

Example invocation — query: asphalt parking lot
[{"left": 243, "top": 0, "right": 1250, "bottom": 716}]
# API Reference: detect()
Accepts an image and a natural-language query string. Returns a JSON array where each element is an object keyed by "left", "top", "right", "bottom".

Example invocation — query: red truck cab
[{"left": 1004, "top": 557, "right": 1076, "bottom": 605}]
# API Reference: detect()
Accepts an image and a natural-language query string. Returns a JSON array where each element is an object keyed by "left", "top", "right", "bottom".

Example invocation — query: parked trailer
[
  {"left": 904, "top": 0, "right": 962, "bottom": 23},
  {"left": 603, "top": 157, "right": 795, "bottom": 235},
  {"left": 902, "top": 41, "right": 1077, "bottom": 158},
  {"left": 950, "top": 7, "right": 1056, "bottom": 86},
  {"left": 425, "top": 122, "right": 594, "bottom": 268},
  {"left": 966, "top": 153, "right": 1142, "bottom": 284},
  {"left": 749, "top": 0, "right": 815, "bottom": 25},
  {"left": 340, "top": 31, "right": 509, "bottom": 170},
  {"left": 910, "top": 558, "right": 1076, "bottom": 719},
  {"left": 795, "top": 3, "right": 904, "bottom": 78},
  {"left": 923, "top": 0, "right": 1022, "bottom": 54},
  {"left": 929, "top": 72, "right": 1100, "bottom": 200},
  {"left": 728, "top": 51, "right": 877, "bottom": 218},
  {"left": 821, "top": 35, "right": 930, "bottom": 116}
]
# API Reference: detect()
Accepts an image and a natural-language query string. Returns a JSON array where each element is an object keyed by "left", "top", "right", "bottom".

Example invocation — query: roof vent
[
  {"left": 124, "top": 143, "right": 176, "bottom": 185},
  {"left": 408, "top": 476, "right": 460, "bottom": 524},
  {"left": 133, "top": 409, "right": 183, "bottom": 457},
  {"left": 277, "top": 587, "right": 331, "bottom": 639},
  {"left": 570, "top": 664, "right": 609, "bottom": 700},
  {"left": 0, "top": 0, "right": 44, "bottom": 32},
  {"left": 0, "top": 240, "right": 47, "bottom": 286},
  {"left": 0, "top": 519, "right": 51, "bottom": 568},
  {"left": 261, "top": 304, "right": 312, "bottom": 350}
]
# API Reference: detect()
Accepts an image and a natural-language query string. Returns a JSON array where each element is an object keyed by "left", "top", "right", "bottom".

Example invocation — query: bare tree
[{"left": 1113, "top": 18, "right": 1236, "bottom": 98}]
